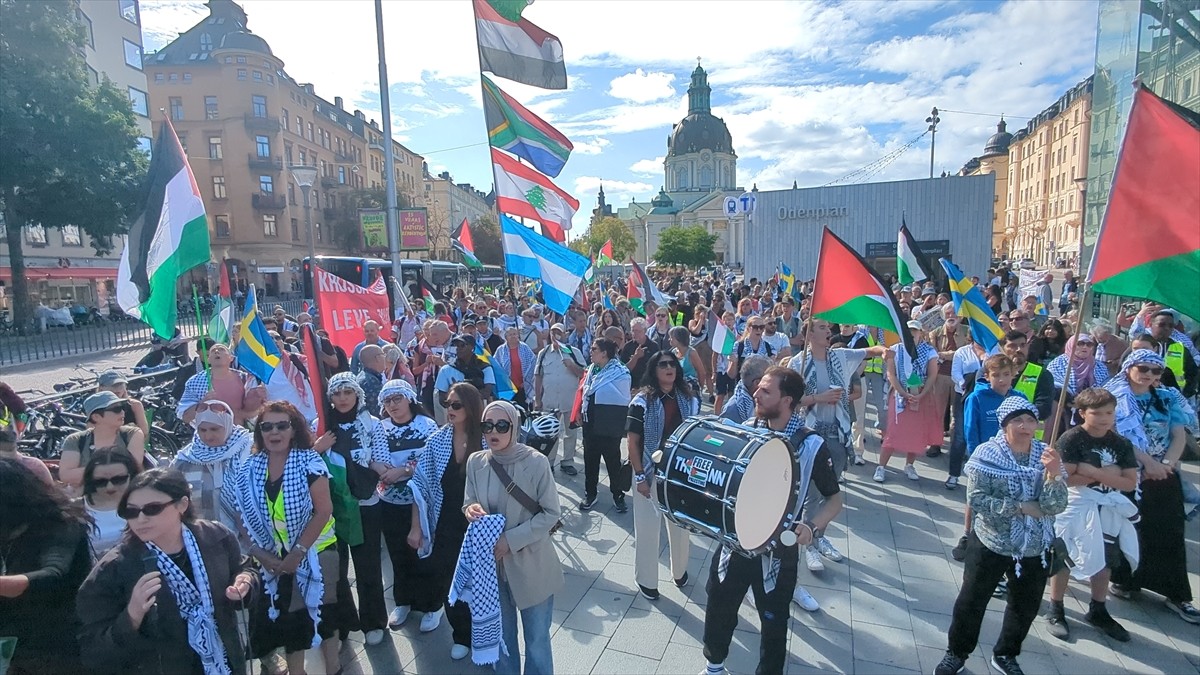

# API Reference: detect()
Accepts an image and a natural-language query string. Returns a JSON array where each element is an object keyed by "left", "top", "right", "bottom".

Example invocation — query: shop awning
[{"left": 0, "top": 267, "right": 118, "bottom": 281}]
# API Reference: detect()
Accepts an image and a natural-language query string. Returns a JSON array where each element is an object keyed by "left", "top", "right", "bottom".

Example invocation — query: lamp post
[
  {"left": 925, "top": 107, "right": 940, "bottom": 179},
  {"left": 289, "top": 164, "right": 318, "bottom": 295}
]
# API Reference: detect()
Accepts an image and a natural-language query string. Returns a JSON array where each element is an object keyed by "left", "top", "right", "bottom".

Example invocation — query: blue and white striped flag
[{"left": 501, "top": 215, "right": 590, "bottom": 316}]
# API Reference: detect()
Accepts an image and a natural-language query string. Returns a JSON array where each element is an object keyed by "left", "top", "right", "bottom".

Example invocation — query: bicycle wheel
[{"left": 148, "top": 426, "right": 180, "bottom": 460}]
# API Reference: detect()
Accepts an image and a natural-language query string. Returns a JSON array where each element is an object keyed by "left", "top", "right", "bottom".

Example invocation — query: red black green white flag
[
  {"left": 812, "top": 227, "right": 917, "bottom": 359},
  {"left": 596, "top": 240, "right": 614, "bottom": 268},
  {"left": 1087, "top": 84, "right": 1200, "bottom": 321},
  {"left": 416, "top": 272, "right": 442, "bottom": 315},
  {"left": 451, "top": 218, "right": 483, "bottom": 268}
]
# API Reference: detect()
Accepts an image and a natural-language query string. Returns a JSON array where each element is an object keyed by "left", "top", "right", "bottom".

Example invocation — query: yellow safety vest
[
  {"left": 1165, "top": 342, "right": 1187, "bottom": 389},
  {"left": 268, "top": 482, "right": 336, "bottom": 554},
  {"left": 1013, "top": 362, "right": 1044, "bottom": 440},
  {"left": 669, "top": 311, "right": 685, "bottom": 327},
  {"left": 864, "top": 331, "right": 883, "bottom": 374}
]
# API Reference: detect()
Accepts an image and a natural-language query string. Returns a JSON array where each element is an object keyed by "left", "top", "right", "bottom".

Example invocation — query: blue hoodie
[{"left": 963, "top": 378, "right": 1029, "bottom": 454}]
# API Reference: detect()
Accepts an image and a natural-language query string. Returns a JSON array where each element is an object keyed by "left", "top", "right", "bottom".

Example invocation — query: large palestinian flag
[
  {"left": 452, "top": 218, "right": 484, "bottom": 268},
  {"left": 896, "top": 220, "right": 932, "bottom": 286},
  {"left": 812, "top": 227, "right": 917, "bottom": 358},
  {"left": 116, "top": 120, "right": 211, "bottom": 339},
  {"left": 1087, "top": 84, "right": 1200, "bottom": 320},
  {"left": 416, "top": 272, "right": 442, "bottom": 315}
]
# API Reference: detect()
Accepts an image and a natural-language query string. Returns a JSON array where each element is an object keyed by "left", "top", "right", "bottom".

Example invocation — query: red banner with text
[{"left": 313, "top": 265, "right": 393, "bottom": 355}]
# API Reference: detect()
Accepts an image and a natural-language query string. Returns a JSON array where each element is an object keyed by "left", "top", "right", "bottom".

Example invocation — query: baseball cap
[
  {"left": 551, "top": 323, "right": 566, "bottom": 333},
  {"left": 97, "top": 370, "right": 127, "bottom": 387},
  {"left": 83, "top": 391, "right": 123, "bottom": 416},
  {"left": 906, "top": 320, "right": 924, "bottom": 331},
  {"left": 451, "top": 334, "right": 472, "bottom": 347},
  {"left": 921, "top": 287, "right": 936, "bottom": 297}
]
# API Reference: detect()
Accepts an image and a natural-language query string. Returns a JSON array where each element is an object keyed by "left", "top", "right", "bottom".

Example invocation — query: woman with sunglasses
[
  {"left": 171, "top": 399, "right": 253, "bottom": 533},
  {"left": 1104, "top": 350, "right": 1200, "bottom": 624},
  {"left": 234, "top": 401, "right": 346, "bottom": 674},
  {"left": 77, "top": 468, "right": 259, "bottom": 674},
  {"left": 59, "top": 390, "right": 147, "bottom": 490},
  {"left": 0, "top": 457, "right": 93, "bottom": 674},
  {"left": 83, "top": 449, "right": 142, "bottom": 556},
  {"left": 579, "top": 337, "right": 632, "bottom": 513},
  {"left": 408, "top": 382, "right": 487, "bottom": 659},
  {"left": 368, "top": 379, "right": 439, "bottom": 630},
  {"left": 463, "top": 400, "right": 563, "bottom": 674}
]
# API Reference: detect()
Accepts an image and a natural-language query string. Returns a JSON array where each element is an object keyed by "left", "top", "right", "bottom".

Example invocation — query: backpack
[{"left": 735, "top": 340, "right": 774, "bottom": 377}]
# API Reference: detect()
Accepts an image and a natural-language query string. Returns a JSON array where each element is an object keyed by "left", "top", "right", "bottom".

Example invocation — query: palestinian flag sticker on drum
[
  {"left": 686, "top": 456, "right": 715, "bottom": 488},
  {"left": 703, "top": 435, "right": 725, "bottom": 446}
]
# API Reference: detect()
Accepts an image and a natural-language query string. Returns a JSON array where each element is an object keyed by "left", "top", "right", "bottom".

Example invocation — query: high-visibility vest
[
  {"left": 864, "top": 331, "right": 883, "bottom": 374},
  {"left": 669, "top": 311, "right": 685, "bottom": 327},
  {"left": 1165, "top": 341, "right": 1187, "bottom": 389},
  {"left": 1014, "top": 362, "right": 1044, "bottom": 440}
]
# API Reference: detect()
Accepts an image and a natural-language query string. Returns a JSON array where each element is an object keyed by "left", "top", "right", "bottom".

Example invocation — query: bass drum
[{"left": 654, "top": 415, "right": 800, "bottom": 557}]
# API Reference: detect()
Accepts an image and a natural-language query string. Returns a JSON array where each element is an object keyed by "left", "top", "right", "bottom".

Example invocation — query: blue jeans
[{"left": 496, "top": 580, "right": 554, "bottom": 675}]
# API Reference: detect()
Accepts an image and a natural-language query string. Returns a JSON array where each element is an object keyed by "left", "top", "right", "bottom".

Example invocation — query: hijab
[
  {"left": 1066, "top": 334, "right": 1098, "bottom": 389},
  {"left": 482, "top": 400, "right": 531, "bottom": 465}
]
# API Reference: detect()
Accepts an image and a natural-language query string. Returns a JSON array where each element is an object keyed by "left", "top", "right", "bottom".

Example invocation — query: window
[
  {"left": 307, "top": 122, "right": 313, "bottom": 141},
  {"left": 266, "top": 74, "right": 274, "bottom": 85},
  {"left": 123, "top": 39, "right": 142, "bottom": 70},
  {"left": 315, "top": 223, "right": 323, "bottom": 243},
  {"left": 252, "top": 70, "right": 262, "bottom": 81},
  {"left": 236, "top": 56, "right": 246, "bottom": 64},
  {"left": 200, "top": 33, "right": 212, "bottom": 51},
  {"left": 119, "top": 0, "right": 139, "bottom": 24},
  {"left": 298, "top": 149, "right": 306, "bottom": 165},
  {"left": 252, "top": 95, "right": 267, "bottom": 118},
  {"left": 78, "top": 10, "right": 94, "bottom": 47},
  {"left": 127, "top": 87, "right": 148, "bottom": 116},
  {"left": 291, "top": 218, "right": 299, "bottom": 241},
  {"left": 295, "top": 115, "right": 302, "bottom": 134},
  {"left": 169, "top": 72, "right": 178, "bottom": 83},
  {"left": 182, "top": 73, "right": 191, "bottom": 83},
  {"left": 203, "top": 96, "right": 219, "bottom": 120},
  {"left": 263, "top": 214, "right": 278, "bottom": 237},
  {"left": 338, "top": 166, "right": 346, "bottom": 184},
  {"left": 208, "top": 136, "right": 222, "bottom": 159},
  {"left": 88, "top": 66, "right": 100, "bottom": 85},
  {"left": 169, "top": 97, "right": 183, "bottom": 120},
  {"left": 284, "top": 144, "right": 293, "bottom": 164},
  {"left": 137, "top": 137, "right": 152, "bottom": 156},
  {"left": 1184, "top": 78, "right": 1193, "bottom": 100},
  {"left": 212, "top": 176, "right": 226, "bottom": 199},
  {"left": 288, "top": 182, "right": 296, "bottom": 204},
  {"left": 255, "top": 135, "right": 270, "bottom": 157},
  {"left": 237, "top": 69, "right": 247, "bottom": 80},
  {"left": 282, "top": 109, "right": 289, "bottom": 130},
  {"left": 25, "top": 224, "right": 47, "bottom": 245},
  {"left": 259, "top": 175, "right": 274, "bottom": 194},
  {"left": 61, "top": 225, "right": 82, "bottom": 246},
  {"left": 214, "top": 215, "right": 231, "bottom": 238}
]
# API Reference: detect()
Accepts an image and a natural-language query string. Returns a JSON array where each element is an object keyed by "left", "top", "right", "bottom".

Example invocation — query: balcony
[
  {"left": 243, "top": 113, "right": 281, "bottom": 133},
  {"left": 320, "top": 175, "right": 343, "bottom": 189},
  {"left": 248, "top": 153, "right": 283, "bottom": 171},
  {"left": 252, "top": 193, "right": 287, "bottom": 210},
  {"left": 335, "top": 150, "right": 355, "bottom": 163}
]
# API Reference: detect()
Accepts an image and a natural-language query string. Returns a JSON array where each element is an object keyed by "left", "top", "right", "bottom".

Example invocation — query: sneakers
[
  {"left": 1085, "top": 605, "right": 1130, "bottom": 641},
  {"left": 579, "top": 494, "right": 598, "bottom": 511},
  {"left": 873, "top": 466, "right": 887, "bottom": 483},
  {"left": 1109, "top": 583, "right": 1136, "bottom": 600},
  {"left": 638, "top": 584, "right": 660, "bottom": 600},
  {"left": 792, "top": 585, "right": 820, "bottom": 612},
  {"left": 364, "top": 628, "right": 385, "bottom": 646},
  {"left": 388, "top": 605, "right": 411, "bottom": 628},
  {"left": 934, "top": 651, "right": 967, "bottom": 675},
  {"left": 805, "top": 545, "right": 825, "bottom": 572},
  {"left": 559, "top": 462, "right": 578, "bottom": 476},
  {"left": 944, "top": 476, "right": 959, "bottom": 490},
  {"left": 993, "top": 579, "right": 1008, "bottom": 599},
  {"left": 990, "top": 655, "right": 1026, "bottom": 675},
  {"left": 904, "top": 464, "right": 920, "bottom": 481},
  {"left": 419, "top": 607, "right": 443, "bottom": 632},
  {"left": 951, "top": 535, "right": 969, "bottom": 562},
  {"left": 450, "top": 644, "right": 470, "bottom": 660},
  {"left": 674, "top": 571, "right": 689, "bottom": 588},
  {"left": 1043, "top": 603, "right": 1070, "bottom": 640},
  {"left": 926, "top": 446, "right": 943, "bottom": 458},
  {"left": 613, "top": 493, "right": 628, "bottom": 513},
  {"left": 816, "top": 536, "right": 844, "bottom": 562},
  {"left": 1166, "top": 599, "right": 1200, "bottom": 624},
  {"left": 854, "top": 453, "right": 866, "bottom": 466}
]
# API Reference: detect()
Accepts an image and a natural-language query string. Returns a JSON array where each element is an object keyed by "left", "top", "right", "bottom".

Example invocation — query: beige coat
[{"left": 463, "top": 446, "right": 564, "bottom": 609}]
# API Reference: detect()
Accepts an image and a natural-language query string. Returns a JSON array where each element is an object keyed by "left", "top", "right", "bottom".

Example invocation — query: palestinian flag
[
  {"left": 812, "top": 227, "right": 917, "bottom": 358},
  {"left": 896, "top": 219, "right": 933, "bottom": 286},
  {"left": 207, "top": 259, "right": 234, "bottom": 344},
  {"left": 596, "top": 240, "right": 614, "bottom": 268},
  {"left": 583, "top": 257, "right": 595, "bottom": 284},
  {"left": 482, "top": 75, "right": 572, "bottom": 178},
  {"left": 474, "top": 0, "right": 567, "bottom": 90},
  {"left": 416, "top": 272, "right": 441, "bottom": 315},
  {"left": 116, "top": 119, "right": 211, "bottom": 339},
  {"left": 298, "top": 324, "right": 329, "bottom": 435},
  {"left": 452, "top": 218, "right": 484, "bottom": 268},
  {"left": 626, "top": 274, "right": 644, "bottom": 315},
  {"left": 629, "top": 256, "right": 669, "bottom": 305},
  {"left": 709, "top": 309, "right": 735, "bottom": 356},
  {"left": 492, "top": 147, "right": 577, "bottom": 242},
  {"left": 1088, "top": 84, "right": 1200, "bottom": 320}
]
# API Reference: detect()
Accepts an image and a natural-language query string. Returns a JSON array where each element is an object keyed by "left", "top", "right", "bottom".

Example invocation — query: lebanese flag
[
  {"left": 812, "top": 227, "right": 917, "bottom": 358},
  {"left": 492, "top": 147, "right": 577, "bottom": 242},
  {"left": 1088, "top": 84, "right": 1200, "bottom": 320}
]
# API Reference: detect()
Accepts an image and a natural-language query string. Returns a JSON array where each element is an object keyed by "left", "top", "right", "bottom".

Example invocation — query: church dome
[
  {"left": 220, "top": 30, "right": 272, "bottom": 56},
  {"left": 982, "top": 118, "right": 1013, "bottom": 158},
  {"left": 666, "top": 63, "right": 734, "bottom": 157}
]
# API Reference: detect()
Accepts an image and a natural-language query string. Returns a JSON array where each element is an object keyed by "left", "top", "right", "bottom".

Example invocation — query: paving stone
[
  {"left": 849, "top": 621, "right": 921, "bottom": 672},
  {"left": 657, "top": 642, "right": 709, "bottom": 675},
  {"left": 607, "top": 608, "right": 679, "bottom": 660},
  {"left": 550, "top": 627, "right": 609, "bottom": 675},
  {"left": 562, "top": 587, "right": 637, "bottom": 637},
  {"left": 850, "top": 584, "right": 914, "bottom": 630},
  {"left": 592, "top": 646, "right": 661, "bottom": 673},
  {"left": 787, "top": 624, "right": 854, "bottom": 673}
]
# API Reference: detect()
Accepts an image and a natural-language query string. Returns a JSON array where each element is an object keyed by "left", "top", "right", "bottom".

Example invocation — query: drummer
[{"left": 702, "top": 366, "right": 843, "bottom": 675}]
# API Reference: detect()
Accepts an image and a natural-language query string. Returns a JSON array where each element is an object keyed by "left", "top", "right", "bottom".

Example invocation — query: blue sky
[{"left": 140, "top": 0, "right": 1099, "bottom": 240}]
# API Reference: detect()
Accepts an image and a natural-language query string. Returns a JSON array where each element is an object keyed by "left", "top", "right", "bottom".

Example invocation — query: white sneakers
[
  {"left": 873, "top": 466, "right": 887, "bottom": 483},
  {"left": 854, "top": 453, "right": 866, "bottom": 466},
  {"left": 450, "top": 644, "right": 470, "bottom": 660},
  {"left": 419, "top": 607, "right": 444, "bottom": 633},
  {"left": 904, "top": 464, "right": 920, "bottom": 481},
  {"left": 388, "top": 605, "right": 411, "bottom": 628},
  {"left": 792, "top": 585, "right": 820, "bottom": 612},
  {"left": 364, "top": 629, "right": 385, "bottom": 646},
  {"left": 805, "top": 545, "right": 825, "bottom": 572},
  {"left": 816, "top": 536, "right": 844, "bottom": 562}
]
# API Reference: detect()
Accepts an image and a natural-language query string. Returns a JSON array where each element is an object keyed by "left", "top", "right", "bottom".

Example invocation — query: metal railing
[{"left": 0, "top": 311, "right": 211, "bottom": 367}]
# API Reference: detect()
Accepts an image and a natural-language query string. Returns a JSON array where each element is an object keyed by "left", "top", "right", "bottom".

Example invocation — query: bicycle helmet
[{"left": 526, "top": 412, "right": 562, "bottom": 440}]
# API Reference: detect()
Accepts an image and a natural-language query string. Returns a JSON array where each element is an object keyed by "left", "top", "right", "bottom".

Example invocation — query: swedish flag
[
  {"left": 1034, "top": 300, "right": 1049, "bottom": 316},
  {"left": 476, "top": 344, "right": 516, "bottom": 401},
  {"left": 938, "top": 258, "right": 1005, "bottom": 352},
  {"left": 234, "top": 284, "right": 281, "bottom": 384},
  {"left": 780, "top": 263, "right": 800, "bottom": 300}
]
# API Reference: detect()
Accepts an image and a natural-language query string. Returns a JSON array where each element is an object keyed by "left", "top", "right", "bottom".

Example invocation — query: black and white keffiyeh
[
  {"left": 893, "top": 342, "right": 937, "bottom": 413},
  {"left": 145, "top": 525, "right": 231, "bottom": 675},
  {"left": 449, "top": 513, "right": 507, "bottom": 665},
  {"left": 726, "top": 381, "right": 755, "bottom": 422},
  {"left": 580, "top": 359, "right": 629, "bottom": 422},
  {"left": 235, "top": 449, "right": 329, "bottom": 642},
  {"left": 410, "top": 424, "right": 452, "bottom": 559},
  {"left": 629, "top": 388, "right": 700, "bottom": 469},
  {"left": 795, "top": 349, "right": 852, "bottom": 444}
]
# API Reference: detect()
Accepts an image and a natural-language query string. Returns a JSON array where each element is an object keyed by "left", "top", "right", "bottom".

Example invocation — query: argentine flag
[{"left": 500, "top": 215, "right": 590, "bottom": 316}]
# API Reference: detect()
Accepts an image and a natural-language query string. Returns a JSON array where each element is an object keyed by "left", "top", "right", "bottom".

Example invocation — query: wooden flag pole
[{"left": 1045, "top": 284, "right": 1090, "bottom": 448}]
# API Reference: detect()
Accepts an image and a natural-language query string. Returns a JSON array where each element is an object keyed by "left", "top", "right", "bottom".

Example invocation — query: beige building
[
  {"left": 144, "top": 0, "right": 423, "bottom": 297},
  {"left": 1002, "top": 77, "right": 1093, "bottom": 267},
  {"left": 958, "top": 120, "right": 1012, "bottom": 257},
  {"left": 421, "top": 172, "right": 496, "bottom": 260},
  {"left": 0, "top": 0, "right": 152, "bottom": 312}
]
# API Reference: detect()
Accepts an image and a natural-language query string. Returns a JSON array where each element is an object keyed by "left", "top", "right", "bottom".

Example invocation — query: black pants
[
  {"left": 702, "top": 547, "right": 797, "bottom": 675},
  {"left": 421, "top": 519, "right": 472, "bottom": 645},
  {"left": 947, "top": 533, "right": 1049, "bottom": 659},
  {"left": 334, "top": 540, "right": 361, "bottom": 638},
  {"left": 947, "top": 391, "right": 967, "bottom": 477},
  {"left": 352, "top": 503, "right": 389, "bottom": 631},
  {"left": 582, "top": 431, "right": 623, "bottom": 500}
]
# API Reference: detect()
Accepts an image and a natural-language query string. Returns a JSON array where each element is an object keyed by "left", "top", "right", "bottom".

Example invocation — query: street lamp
[
  {"left": 925, "top": 107, "right": 940, "bottom": 179},
  {"left": 288, "top": 164, "right": 318, "bottom": 295}
]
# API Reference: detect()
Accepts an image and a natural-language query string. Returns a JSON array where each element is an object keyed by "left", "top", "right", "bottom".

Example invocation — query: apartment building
[{"left": 421, "top": 172, "right": 496, "bottom": 260}]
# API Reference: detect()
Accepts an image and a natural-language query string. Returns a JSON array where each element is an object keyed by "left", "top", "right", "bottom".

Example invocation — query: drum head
[{"left": 733, "top": 438, "right": 795, "bottom": 551}]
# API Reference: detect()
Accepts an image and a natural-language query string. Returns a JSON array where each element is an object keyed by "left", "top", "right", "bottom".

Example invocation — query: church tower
[{"left": 664, "top": 61, "right": 737, "bottom": 193}]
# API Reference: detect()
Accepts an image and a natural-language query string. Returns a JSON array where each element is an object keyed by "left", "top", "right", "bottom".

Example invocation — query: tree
[
  {"left": 472, "top": 213, "right": 504, "bottom": 265},
  {"left": 655, "top": 225, "right": 718, "bottom": 268},
  {"left": 1, "top": 0, "right": 148, "bottom": 330},
  {"left": 568, "top": 216, "right": 637, "bottom": 263}
]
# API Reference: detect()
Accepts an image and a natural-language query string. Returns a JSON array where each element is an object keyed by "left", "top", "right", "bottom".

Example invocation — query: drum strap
[{"left": 489, "top": 460, "right": 563, "bottom": 534}]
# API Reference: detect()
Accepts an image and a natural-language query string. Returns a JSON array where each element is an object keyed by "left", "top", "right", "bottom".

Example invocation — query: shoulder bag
[{"left": 489, "top": 460, "right": 563, "bottom": 534}]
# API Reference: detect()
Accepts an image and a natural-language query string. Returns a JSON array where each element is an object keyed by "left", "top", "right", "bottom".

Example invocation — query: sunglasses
[
  {"left": 1133, "top": 364, "right": 1164, "bottom": 375},
  {"left": 657, "top": 360, "right": 679, "bottom": 369},
  {"left": 480, "top": 420, "right": 513, "bottom": 434},
  {"left": 750, "top": 325, "right": 765, "bottom": 331},
  {"left": 103, "top": 405, "right": 127, "bottom": 415},
  {"left": 257, "top": 420, "right": 292, "bottom": 433},
  {"left": 193, "top": 401, "right": 231, "bottom": 414},
  {"left": 119, "top": 498, "right": 180, "bottom": 520},
  {"left": 382, "top": 396, "right": 409, "bottom": 406},
  {"left": 91, "top": 474, "right": 131, "bottom": 489},
  {"left": 440, "top": 399, "right": 465, "bottom": 410}
]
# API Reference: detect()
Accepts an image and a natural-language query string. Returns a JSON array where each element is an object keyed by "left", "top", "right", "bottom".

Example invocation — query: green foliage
[
  {"left": 568, "top": 216, "right": 637, "bottom": 263},
  {"left": 654, "top": 225, "right": 718, "bottom": 268},
  {"left": 472, "top": 213, "right": 504, "bottom": 265}
]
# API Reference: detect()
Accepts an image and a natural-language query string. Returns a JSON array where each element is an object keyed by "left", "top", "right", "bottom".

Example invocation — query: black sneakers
[
  {"left": 934, "top": 651, "right": 966, "bottom": 675},
  {"left": 579, "top": 495, "right": 598, "bottom": 511},
  {"left": 951, "top": 535, "right": 969, "bottom": 562},
  {"left": 613, "top": 493, "right": 628, "bottom": 514},
  {"left": 990, "top": 655, "right": 1026, "bottom": 675},
  {"left": 1043, "top": 602, "right": 1070, "bottom": 640},
  {"left": 1085, "top": 605, "right": 1131, "bottom": 641},
  {"left": 674, "top": 571, "right": 689, "bottom": 588},
  {"left": 638, "top": 584, "right": 660, "bottom": 600}
]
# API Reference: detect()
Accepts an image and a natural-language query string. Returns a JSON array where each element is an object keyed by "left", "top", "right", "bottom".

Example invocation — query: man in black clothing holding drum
[{"left": 701, "top": 366, "right": 843, "bottom": 675}]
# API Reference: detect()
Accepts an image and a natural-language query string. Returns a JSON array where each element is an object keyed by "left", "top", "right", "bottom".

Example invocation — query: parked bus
[{"left": 469, "top": 264, "right": 506, "bottom": 289}]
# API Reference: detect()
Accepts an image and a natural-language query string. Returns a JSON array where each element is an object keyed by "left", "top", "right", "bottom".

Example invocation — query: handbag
[
  {"left": 614, "top": 460, "right": 633, "bottom": 494},
  {"left": 489, "top": 460, "right": 563, "bottom": 534}
]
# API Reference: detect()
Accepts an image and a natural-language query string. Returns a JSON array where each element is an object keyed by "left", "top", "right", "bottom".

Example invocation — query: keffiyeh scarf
[
  {"left": 629, "top": 388, "right": 700, "bottom": 469},
  {"left": 964, "top": 432, "right": 1054, "bottom": 575},
  {"left": 1104, "top": 349, "right": 1169, "bottom": 454},
  {"left": 1048, "top": 352, "right": 1109, "bottom": 396},
  {"left": 799, "top": 349, "right": 852, "bottom": 444},
  {"left": 235, "top": 449, "right": 329, "bottom": 644},
  {"left": 409, "top": 424, "right": 455, "bottom": 558},
  {"left": 146, "top": 525, "right": 230, "bottom": 675},
  {"left": 449, "top": 513, "right": 508, "bottom": 666},
  {"left": 580, "top": 359, "right": 630, "bottom": 422},
  {"left": 177, "top": 425, "right": 252, "bottom": 522},
  {"left": 728, "top": 381, "right": 755, "bottom": 422},
  {"left": 893, "top": 342, "right": 937, "bottom": 414}
]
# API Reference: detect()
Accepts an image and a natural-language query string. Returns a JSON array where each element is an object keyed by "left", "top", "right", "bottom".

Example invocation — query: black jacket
[{"left": 76, "top": 519, "right": 258, "bottom": 675}]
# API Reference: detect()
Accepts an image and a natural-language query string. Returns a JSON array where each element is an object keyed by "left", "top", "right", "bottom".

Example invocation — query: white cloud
[
  {"left": 608, "top": 69, "right": 675, "bottom": 103},
  {"left": 630, "top": 157, "right": 666, "bottom": 177},
  {"left": 573, "top": 138, "right": 611, "bottom": 155}
]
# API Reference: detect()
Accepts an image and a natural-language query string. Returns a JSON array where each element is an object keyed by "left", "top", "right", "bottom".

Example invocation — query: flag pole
[
  {"left": 1046, "top": 284, "right": 1090, "bottom": 447},
  {"left": 191, "top": 284, "right": 212, "bottom": 388}
]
